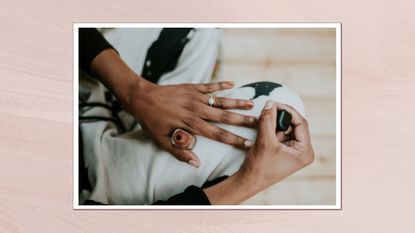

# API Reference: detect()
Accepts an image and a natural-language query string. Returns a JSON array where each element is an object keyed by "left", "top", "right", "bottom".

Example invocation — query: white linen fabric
[{"left": 102, "top": 28, "right": 220, "bottom": 85}]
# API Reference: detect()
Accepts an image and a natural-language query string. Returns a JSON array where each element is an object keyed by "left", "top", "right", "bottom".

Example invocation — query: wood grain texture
[{"left": 1, "top": 0, "right": 415, "bottom": 232}]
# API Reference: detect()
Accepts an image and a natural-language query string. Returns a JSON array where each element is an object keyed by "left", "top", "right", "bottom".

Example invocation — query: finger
[
  {"left": 275, "top": 103, "right": 310, "bottom": 143},
  {"left": 203, "top": 95, "right": 254, "bottom": 109},
  {"left": 284, "top": 125, "right": 293, "bottom": 136},
  {"left": 193, "top": 81, "right": 234, "bottom": 94},
  {"left": 159, "top": 136, "right": 200, "bottom": 168},
  {"left": 275, "top": 103, "right": 306, "bottom": 126},
  {"left": 276, "top": 131, "right": 285, "bottom": 142},
  {"left": 201, "top": 106, "right": 257, "bottom": 127},
  {"left": 194, "top": 120, "right": 253, "bottom": 149},
  {"left": 257, "top": 100, "right": 277, "bottom": 141}
]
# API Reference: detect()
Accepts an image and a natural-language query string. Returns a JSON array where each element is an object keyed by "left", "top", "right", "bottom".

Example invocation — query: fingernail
[
  {"left": 227, "top": 81, "right": 235, "bottom": 86},
  {"left": 188, "top": 160, "right": 200, "bottom": 168},
  {"left": 246, "top": 101, "right": 254, "bottom": 108},
  {"left": 264, "top": 101, "right": 274, "bottom": 110},
  {"left": 244, "top": 140, "right": 253, "bottom": 148}
]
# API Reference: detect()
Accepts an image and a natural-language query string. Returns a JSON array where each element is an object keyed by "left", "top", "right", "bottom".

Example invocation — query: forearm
[
  {"left": 90, "top": 49, "right": 151, "bottom": 108},
  {"left": 203, "top": 171, "right": 260, "bottom": 205},
  {"left": 79, "top": 28, "right": 115, "bottom": 73}
]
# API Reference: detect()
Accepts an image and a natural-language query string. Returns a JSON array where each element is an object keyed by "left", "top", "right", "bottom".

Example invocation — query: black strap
[
  {"left": 79, "top": 28, "right": 116, "bottom": 75},
  {"left": 141, "top": 28, "right": 194, "bottom": 83}
]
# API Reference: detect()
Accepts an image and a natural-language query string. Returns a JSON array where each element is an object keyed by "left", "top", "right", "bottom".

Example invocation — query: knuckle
[
  {"left": 285, "top": 103, "right": 295, "bottom": 111},
  {"left": 255, "top": 140, "right": 267, "bottom": 151},
  {"left": 175, "top": 150, "right": 188, "bottom": 161},
  {"left": 215, "top": 97, "right": 224, "bottom": 107},
  {"left": 301, "top": 150, "right": 315, "bottom": 166},
  {"left": 184, "top": 116, "right": 198, "bottom": 129},
  {"left": 191, "top": 84, "right": 202, "bottom": 93},
  {"left": 261, "top": 110, "right": 272, "bottom": 118},
  {"left": 187, "top": 84, "right": 200, "bottom": 94},
  {"left": 244, "top": 116, "right": 255, "bottom": 126},
  {"left": 302, "top": 118, "right": 309, "bottom": 128},
  {"left": 183, "top": 98, "right": 197, "bottom": 110},
  {"left": 214, "top": 129, "right": 228, "bottom": 142},
  {"left": 234, "top": 136, "right": 245, "bottom": 147},
  {"left": 259, "top": 114, "right": 271, "bottom": 123},
  {"left": 204, "top": 83, "right": 214, "bottom": 92},
  {"left": 219, "top": 111, "right": 231, "bottom": 123},
  {"left": 185, "top": 89, "right": 197, "bottom": 98}
]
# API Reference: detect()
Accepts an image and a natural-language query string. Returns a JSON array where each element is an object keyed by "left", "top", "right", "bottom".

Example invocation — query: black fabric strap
[
  {"left": 153, "top": 185, "right": 210, "bottom": 205},
  {"left": 79, "top": 28, "right": 116, "bottom": 74},
  {"left": 141, "top": 28, "right": 194, "bottom": 83},
  {"left": 82, "top": 176, "right": 231, "bottom": 205}
]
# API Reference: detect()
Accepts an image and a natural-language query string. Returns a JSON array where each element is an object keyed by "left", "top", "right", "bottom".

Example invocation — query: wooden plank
[
  {"left": 223, "top": 28, "right": 336, "bottom": 38},
  {"left": 221, "top": 29, "right": 336, "bottom": 62},
  {"left": 242, "top": 179, "right": 336, "bottom": 205},
  {"left": 303, "top": 98, "right": 336, "bottom": 136}
]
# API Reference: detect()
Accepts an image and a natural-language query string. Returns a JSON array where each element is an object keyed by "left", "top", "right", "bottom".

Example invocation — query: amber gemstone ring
[{"left": 171, "top": 128, "right": 196, "bottom": 150}]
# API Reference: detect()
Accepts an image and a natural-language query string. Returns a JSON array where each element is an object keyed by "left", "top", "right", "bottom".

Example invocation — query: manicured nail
[
  {"left": 246, "top": 101, "right": 254, "bottom": 108},
  {"left": 264, "top": 100, "right": 274, "bottom": 110},
  {"left": 227, "top": 81, "right": 235, "bottom": 86},
  {"left": 244, "top": 140, "right": 253, "bottom": 148},
  {"left": 188, "top": 160, "right": 200, "bottom": 168}
]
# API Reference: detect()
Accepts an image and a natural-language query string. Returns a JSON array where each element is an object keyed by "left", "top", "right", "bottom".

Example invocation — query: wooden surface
[
  {"left": 1, "top": 0, "right": 415, "bottom": 232},
  {"left": 218, "top": 28, "right": 337, "bottom": 205}
]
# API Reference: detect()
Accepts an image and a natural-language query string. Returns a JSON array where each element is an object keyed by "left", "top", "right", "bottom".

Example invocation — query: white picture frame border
[{"left": 73, "top": 22, "right": 342, "bottom": 210}]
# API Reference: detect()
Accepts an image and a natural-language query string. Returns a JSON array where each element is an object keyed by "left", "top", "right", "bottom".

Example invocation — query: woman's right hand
[
  {"left": 239, "top": 100, "right": 315, "bottom": 192},
  {"left": 204, "top": 100, "right": 314, "bottom": 204}
]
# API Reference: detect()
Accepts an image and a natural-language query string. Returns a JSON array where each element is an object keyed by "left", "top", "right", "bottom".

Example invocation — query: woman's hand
[
  {"left": 204, "top": 100, "right": 314, "bottom": 204},
  {"left": 125, "top": 79, "right": 257, "bottom": 167},
  {"left": 90, "top": 49, "right": 257, "bottom": 168},
  {"left": 240, "top": 100, "right": 315, "bottom": 192}
]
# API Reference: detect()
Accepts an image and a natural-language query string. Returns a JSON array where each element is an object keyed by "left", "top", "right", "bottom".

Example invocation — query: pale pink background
[{"left": 1, "top": 0, "right": 414, "bottom": 232}]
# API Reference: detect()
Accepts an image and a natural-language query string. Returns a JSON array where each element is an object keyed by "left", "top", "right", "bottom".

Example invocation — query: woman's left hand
[
  {"left": 124, "top": 79, "right": 257, "bottom": 167},
  {"left": 91, "top": 49, "right": 257, "bottom": 167}
]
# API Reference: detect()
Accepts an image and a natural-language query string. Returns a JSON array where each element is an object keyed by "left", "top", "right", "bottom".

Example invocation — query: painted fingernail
[
  {"left": 246, "top": 101, "right": 254, "bottom": 108},
  {"left": 224, "top": 81, "right": 233, "bottom": 86},
  {"left": 244, "top": 140, "right": 253, "bottom": 148},
  {"left": 264, "top": 100, "right": 274, "bottom": 110},
  {"left": 188, "top": 160, "right": 200, "bottom": 168}
]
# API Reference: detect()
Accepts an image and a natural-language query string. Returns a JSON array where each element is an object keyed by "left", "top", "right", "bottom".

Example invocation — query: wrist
[
  {"left": 203, "top": 171, "right": 262, "bottom": 205},
  {"left": 237, "top": 163, "right": 282, "bottom": 194},
  {"left": 122, "top": 74, "right": 151, "bottom": 108},
  {"left": 233, "top": 170, "right": 264, "bottom": 196}
]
